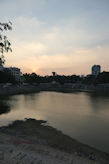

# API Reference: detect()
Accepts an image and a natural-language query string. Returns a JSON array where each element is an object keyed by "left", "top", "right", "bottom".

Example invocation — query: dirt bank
[{"left": 0, "top": 118, "right": 108, "bottom": 164}]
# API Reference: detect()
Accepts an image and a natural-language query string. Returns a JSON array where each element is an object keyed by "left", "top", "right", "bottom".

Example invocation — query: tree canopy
[{"left": 0, "top": 22, "right": 12, "bottom": 65}]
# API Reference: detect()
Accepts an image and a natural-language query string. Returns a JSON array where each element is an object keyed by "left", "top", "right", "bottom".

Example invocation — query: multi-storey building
[
  {"left": 7, "top": 67, "right": 21, "bottom": 81},
  {"left": 92, "top": 65, "right": 101, "bottom": 76}
]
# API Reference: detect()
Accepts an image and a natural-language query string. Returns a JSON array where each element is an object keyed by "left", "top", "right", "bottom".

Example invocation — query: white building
[
  {"left": 92, "top": 65, "right": 101, "bottom": 76},
  {"left": 7, "top": 67, "right": 21, "bottom": 81},
  {"left": 0, "top": 60, "right": 21, "bottom": 81}
]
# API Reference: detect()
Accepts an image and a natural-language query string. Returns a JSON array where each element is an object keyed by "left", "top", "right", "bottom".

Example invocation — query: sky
[{"left": 0, "top": 0, "right": 109, "bottom": 75}]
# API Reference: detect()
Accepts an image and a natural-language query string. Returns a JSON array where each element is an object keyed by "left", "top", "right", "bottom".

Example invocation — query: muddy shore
[{"left": 0, "top": 118, "right": 108, "bottom": 164}]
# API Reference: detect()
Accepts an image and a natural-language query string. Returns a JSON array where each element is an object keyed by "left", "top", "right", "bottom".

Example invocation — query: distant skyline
[{"left": 0, "top": 0, "right": 109, "bottom": 75}]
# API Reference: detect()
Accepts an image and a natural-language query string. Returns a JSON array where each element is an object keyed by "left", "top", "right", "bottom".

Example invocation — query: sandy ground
[
  {"left": 0, "top": 132, "right": 101, "bottom": 164},
  {"left": 0, "top": 119, "right": 108, "bottom": 164}
]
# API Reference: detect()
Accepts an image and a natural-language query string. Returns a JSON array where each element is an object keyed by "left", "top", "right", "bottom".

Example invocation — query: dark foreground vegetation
[
  {"left": 23, "top": 72, "right": 109, "bottom": 85},
  {"left": 23, "top": 73, "right": 81, "bottom": 84},
  {"left": 0, "top": 69, "right": 17, "bottom": 84},
  {"left": 0, "top": 100, "right": 10, "bottom": 114},
  {"left": 1, "top": 70, "right": 109, "bottom": 85}
]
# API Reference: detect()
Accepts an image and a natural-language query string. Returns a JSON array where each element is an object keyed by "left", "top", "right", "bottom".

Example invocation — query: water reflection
[
  {"left": 89, "top": 93, "right": 109, "bottom": 113},
  {"left": 0, "top": 92, "right": 109, "bottom": 153}
]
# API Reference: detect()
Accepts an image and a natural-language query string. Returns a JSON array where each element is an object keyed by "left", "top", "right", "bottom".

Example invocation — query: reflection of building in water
[{"left": 92, "top": 65, "right": 101, "bottom": 76}]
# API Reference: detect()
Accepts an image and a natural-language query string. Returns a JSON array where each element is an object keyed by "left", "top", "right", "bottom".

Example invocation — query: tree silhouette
[{"left": 0, "top": 22, "right": 12, "bottom": 65}]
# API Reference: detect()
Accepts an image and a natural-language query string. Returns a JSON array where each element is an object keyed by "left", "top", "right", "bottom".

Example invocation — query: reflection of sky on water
[
  {"left": 88, "top": 93, "right": 109, "bottom": 116},
  {"left": 0, "top": 91, "right": 109, "bottom": 153}
]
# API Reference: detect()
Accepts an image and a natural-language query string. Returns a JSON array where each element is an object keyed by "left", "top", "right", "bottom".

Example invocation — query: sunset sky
[{"left": 0, "top": 0, "right": 109, "bottom": 75}]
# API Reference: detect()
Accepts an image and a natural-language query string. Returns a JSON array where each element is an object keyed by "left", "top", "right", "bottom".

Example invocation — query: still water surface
[{"left": 0, "top": 91, "right": 109, "bottom": 153}]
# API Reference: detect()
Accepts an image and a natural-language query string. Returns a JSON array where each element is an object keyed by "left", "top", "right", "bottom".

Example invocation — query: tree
[
  {"left": 0, "top": 22, "right": 12, "bottom": 65},
  {"left": 0, "top": 69, "right": 17, "bottom": 84}
]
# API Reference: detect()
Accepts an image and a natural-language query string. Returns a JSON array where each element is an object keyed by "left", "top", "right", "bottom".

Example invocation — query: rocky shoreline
[
  {"left": 0, "top": 83, "right": 109, "bottom": 96},
  {"left": 0, "top": 118, "right": 109, "bottom": 164}
]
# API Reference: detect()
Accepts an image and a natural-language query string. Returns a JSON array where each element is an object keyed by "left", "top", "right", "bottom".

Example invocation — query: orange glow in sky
[{"left": 1, "top": 0, "right": 109, "bottom": 75}]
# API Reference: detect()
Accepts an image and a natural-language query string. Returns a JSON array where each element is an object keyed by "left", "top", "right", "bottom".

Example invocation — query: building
[
  {"left": 92, "top": 65, "right": 101, "bottom": 76},
  {"left": 0, "top": 64, "right": 21, "bottom": 81},
  {"left": 52, "top": 72, "right": 57, "bottom": 76},
  {"left": 0, "top": 65, "right": 4, "bottom": 71},
  {"left": 0, "top": 57, "right": 21, "bottom": 82},
  {"left": 0, "top": 59, "right": 4, "bottom": 71},
  {"left": 8, "top": 67, "right": 21, "bottom": 81}
]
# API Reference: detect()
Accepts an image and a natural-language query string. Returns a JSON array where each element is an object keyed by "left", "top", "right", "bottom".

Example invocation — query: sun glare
[{"left": 32, "top": 68, "right": 36, "bottom": 73}]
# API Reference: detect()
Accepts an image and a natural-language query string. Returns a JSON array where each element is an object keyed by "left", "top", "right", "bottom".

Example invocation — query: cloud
[
  {"left": 0, "top": 0, "right": 46, "bottom": 19},
  {"left": 5, "top": 45, "right": 106, "bottom": 75},
  {"left": 15, "top": 17, "right": 44, "bottom": 27},
  {"left": 5, "top": 14, "right": 109, "bottom": 75},
  {"left": 7, "top": 44, "right": 109, "bottom": 75},
  {"left": 1, "top": 0, "right": 109, "bottom": 75},
  {"left": 18, "top": 42, "right": 47, "bottom": 56}
]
